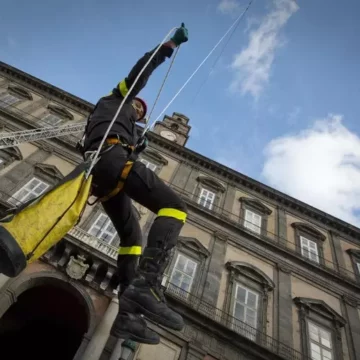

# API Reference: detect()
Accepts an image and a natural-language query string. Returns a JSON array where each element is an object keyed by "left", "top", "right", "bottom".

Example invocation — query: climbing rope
[
  {"left": 143, "top": 0, "right": 255, "bottom": 136},
  {"left": 146, "top": 46, "right": 181, "bottom": 124},
  {"left": 85, "top": 26, "right": 178, "bottom": 178}
]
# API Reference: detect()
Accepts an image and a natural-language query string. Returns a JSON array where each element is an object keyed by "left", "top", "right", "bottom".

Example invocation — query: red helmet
[{"left": 133, "top": 97, "right": 147, "bottom": 123}]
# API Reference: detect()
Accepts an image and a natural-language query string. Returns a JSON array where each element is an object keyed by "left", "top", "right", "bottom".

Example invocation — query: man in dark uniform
[{"left": 82, "top": 25, "right": 189, "bottom": 344}]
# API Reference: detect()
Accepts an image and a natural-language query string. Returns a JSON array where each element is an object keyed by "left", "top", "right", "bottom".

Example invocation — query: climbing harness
[
  {"left": 85, "top": 26, "right": 179, "bottom": 180},
  {"left": 82, "top": 26, "right": 182, "bottom": 204}
]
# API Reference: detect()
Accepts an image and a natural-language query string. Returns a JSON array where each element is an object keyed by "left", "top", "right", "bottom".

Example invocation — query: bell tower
[{"left": 153, "top": 112, "right": 191, "bottom": 146}]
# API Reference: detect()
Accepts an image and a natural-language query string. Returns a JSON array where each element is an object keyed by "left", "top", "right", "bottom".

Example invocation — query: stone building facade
[{"left": 0, "top": 61, "right": 360, "bottom": 360}]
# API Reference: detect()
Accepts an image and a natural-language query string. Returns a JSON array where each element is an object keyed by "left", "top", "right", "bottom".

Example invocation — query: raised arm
[{"left": 113, "top": 24, "right": 189, "bottom": 101}]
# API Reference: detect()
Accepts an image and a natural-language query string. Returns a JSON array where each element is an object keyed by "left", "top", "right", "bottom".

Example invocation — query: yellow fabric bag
[{"left": 0, "top": 162, "right": 92, "bottom": 278}]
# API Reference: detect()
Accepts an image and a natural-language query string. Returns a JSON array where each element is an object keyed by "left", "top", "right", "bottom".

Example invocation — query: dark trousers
[{"left": 91, "top": 145, "right": 187, "bottom": 287}]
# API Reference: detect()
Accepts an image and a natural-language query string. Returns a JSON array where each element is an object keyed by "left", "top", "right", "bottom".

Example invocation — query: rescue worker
[{"left": 81, "top": 24, "right": 189, "bottom": 344}]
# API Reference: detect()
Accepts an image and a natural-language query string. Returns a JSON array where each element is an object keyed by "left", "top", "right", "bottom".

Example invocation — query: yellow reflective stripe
[
  {"left": 118, "top": 80, "right": 128, "bottom": 97},
  {"left": 118, "top": 246, "right": 142, "bottom": 255},
  {"left": 157, "top": 208, "right": 187, "bottom": 223}
]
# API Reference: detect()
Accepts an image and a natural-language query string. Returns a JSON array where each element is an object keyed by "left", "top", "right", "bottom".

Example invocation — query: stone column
[
  {"left": 109, "top": 339, "right": 123, "bottom": 360},
  {"left": 201, "top": 232, "right": 227, "bottom": 306},
  {"left": 80, "top": 297, "right": 118, "bottom": 360},
  {"left": 343, "top": 296, "right": 360, "bottom": 360},
  {"left": 277, "top": 265, "right": 293, "bottom": 348},
  {"left": 0, "top": 275, "right": 9, "bottom": 291},
  {"left": 277, "top": 206, "right": 287, "bottom": 247}
]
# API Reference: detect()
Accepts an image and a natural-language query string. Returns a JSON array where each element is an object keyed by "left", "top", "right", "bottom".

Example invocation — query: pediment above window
[
  {"left": 291, "top": 222, "right": 326, "bottom": 241},
  {"left": 1, "top": 146, "right": 22, "bottom": 161},
  {"left": 294, "top": 297, "right": 346, "bottom": 326},
  {"left": 8, "top": 84, "right": 33, "bottom": 100},
  {"left": 35, "top": 163, "right": 64, "bottom": 180},
  {"left": 48, "top": 104, "right": 74, "bottom": 120},
  {"left": 197, "top": 176, "right": 226, "bottom": 193},
  {"left": 142, "top": 149, "right": 168, "bottom": 165},
  {"left": 177, "top": 237, "right": 210, "bottom": 258},
  {"left": 239, "top": 197, "right": 272, "bottom": 215},
  {"left": 346, "top": 248, "right": 360, "bottom": 258},
  {"left": 226, "top": 261, "right": 275, "bottom": 291}
]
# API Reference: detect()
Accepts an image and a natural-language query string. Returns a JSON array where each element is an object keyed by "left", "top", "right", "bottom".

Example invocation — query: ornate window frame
[
  {"left": 346, "top": 249, "right": 360, "bottom": 281},
  {"left": 0, "top": 146, "right": 22, "bottom": 170},
  {"left": 40, "top": 103, "right": 74, "bottom": 126},
  {"left": 239, "top": 197, "right": 272, "bottom": 237},
  {"left": 139, "top": 149, "right": 168, "bottom": 175},
  {"left": 0, "top": 84, "right": 32, "bottom": 108},
  {"left": 223, "top": 261, "right": 275, "bottom": 338},
  {"left": 291, "top": 222, "right": 326, "bottom": 265},
  {"left": 163, "top": 236, "right": 210, "bottom": 297},
  {"left": 194, "top": 175, "right": 226, "bottom": 213},
  {"left": 81, "top": 203, "right": 140, "bottom": 246},
  {"left": 294, "top": 297, "right": 345, "bottom": 360},
  {"left": 6, "top": 163, "right": 63, "bottom": 205}
]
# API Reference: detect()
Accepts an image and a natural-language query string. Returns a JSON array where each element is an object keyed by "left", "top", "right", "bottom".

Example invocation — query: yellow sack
[{"left": 0, "top": 162, "right": 92, "bottom": 278}]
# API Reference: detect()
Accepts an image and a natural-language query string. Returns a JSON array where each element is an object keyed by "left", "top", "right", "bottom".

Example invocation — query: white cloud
[
  {"left": 230, "top": 0, "right": 299, "bottom": 98},
  {"left": 218, "top": 0, "right": 240, "bottom": 14},
  {"left": 262, "top": 114, "right": 360, "bottom": 226}
]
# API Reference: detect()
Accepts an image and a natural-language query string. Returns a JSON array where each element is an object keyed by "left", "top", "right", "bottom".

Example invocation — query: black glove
[
  {"left": 171, "top": 23, "right": 189, "bottom": 46},
  {"left": 135, "top": 136, "right": 148, "bottom": 154}
]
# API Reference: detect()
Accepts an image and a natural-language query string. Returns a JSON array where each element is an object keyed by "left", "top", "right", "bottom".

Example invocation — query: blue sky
[{"left": 2, "top": 0, "right": 360, "bottom": 226}]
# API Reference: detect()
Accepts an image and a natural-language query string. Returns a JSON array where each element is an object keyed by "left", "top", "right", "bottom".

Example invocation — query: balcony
[
  {"left": 68, "top": 226, "right": 117, "bottom": 259},
  {"left": 163, "top": 281, "right": 309, "bottom": 360}
]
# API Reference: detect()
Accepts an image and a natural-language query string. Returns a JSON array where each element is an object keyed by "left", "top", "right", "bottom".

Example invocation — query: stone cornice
[
  {"left": 0, "top": 61, "right": 94, "bottom": 114},
  {"left": 147, "top": 132, "right": 360, "bottom": 242}
]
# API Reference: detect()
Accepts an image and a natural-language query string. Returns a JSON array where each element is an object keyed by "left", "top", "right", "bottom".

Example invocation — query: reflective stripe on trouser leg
[
  {"left": 157, "top": 208, "right": 187, "bottom": 223},
  {"left": 118, "top": 246, "right": 142, "bottom": 255}
]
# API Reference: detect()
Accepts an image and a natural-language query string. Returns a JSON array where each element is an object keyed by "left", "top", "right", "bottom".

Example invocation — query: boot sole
[
  {"left": 110, "top": 326, "right": 160, "bottom": 345},
  {"left": 121, "top": 296, "right": 184, "bottom": 331}
]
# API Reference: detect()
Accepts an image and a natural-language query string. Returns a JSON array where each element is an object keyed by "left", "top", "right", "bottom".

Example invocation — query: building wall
[{"left": 1, "top": 65, "right": 360, "bottom": 360}]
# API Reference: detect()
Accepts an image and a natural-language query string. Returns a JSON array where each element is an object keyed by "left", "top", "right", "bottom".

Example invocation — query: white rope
[
  {"left": 143, "top": 0, "right": 254, "bottom": 135},
  {"left": 86, "top": 26, "right": 178, "bottom": 178},
  {"left": 146, "top": 46, "right": 181, "bottom": 124}
]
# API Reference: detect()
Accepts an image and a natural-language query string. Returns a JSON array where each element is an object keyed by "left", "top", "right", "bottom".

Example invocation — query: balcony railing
[
  {"left": 68, "top": 226, "right": 117, "bottom": 259},
  {"left": 163, "top": 281, "right": 309, "bottom": 360}
]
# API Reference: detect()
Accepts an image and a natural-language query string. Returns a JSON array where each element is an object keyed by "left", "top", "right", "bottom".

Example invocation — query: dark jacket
[{"left": 84, "top": 44, "right": 173, "bottom": 151}]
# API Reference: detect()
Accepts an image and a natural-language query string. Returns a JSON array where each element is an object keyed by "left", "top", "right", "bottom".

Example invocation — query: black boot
[
  {"left": 110, "top": 312, "right": 160, "bottom": 344},
  {"left": 119, "top": 248, "right": 184, "bottom": 331},
  {"left": 110, "top": 285, "right": 160, "bottom": 344}
]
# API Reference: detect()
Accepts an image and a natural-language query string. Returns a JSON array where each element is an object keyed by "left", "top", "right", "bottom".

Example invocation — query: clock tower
[{"left": 153, "top": 112, "right": 191, "bottom": 146}]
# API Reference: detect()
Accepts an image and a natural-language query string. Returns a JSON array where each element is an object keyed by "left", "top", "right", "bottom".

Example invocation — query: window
[
  {"left": 8, "top": 177, "right": 49, "bottom": 206},
  {"left": 244, "top": 209, "right": 262, "bottom": 234},
  {"left": 233, "top": 284, "right": 258, "bottom": 327},
  {"left": 88, "top": 213, "right": 117, "bottom": 245},
  {"left": 195, "top": 176, "right": 226, "bottom": 213},
  {"left": 239, "top": 197, "right": 272, "bottom": 237},
  {"left": 346, "top": 249, "right": 360, "bottom": 281},
  {"left": 300, "top": 236, "right": 319, "bottom": 263},
  {"left": 308, "top": 322, "right": 333, "bottom": 360},
  {"left": 0, "top": 93, "right": 20, "bottom": 108},
  {"left": 42, "top": 113, "right": 62, "bottom": 126},
  {"left": 198, "top": 188, "right": 215, "bottom": 210},
  {"left": 292, "top": 222, "right": 326, "bottom": 266},
  {"left": 225, "top": 262, "right": 274, "bottom": 340},
  {"left": 294, "top": 297, "right": 345, "bottom": 360},
  {"left": 140, "top": 159, "right": 157, "bottom": 172},
  {"left": 169, "top": 254, "right": 197, "bottom": 296}
]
